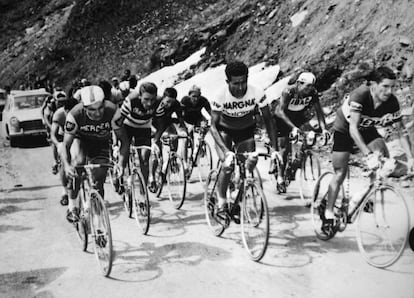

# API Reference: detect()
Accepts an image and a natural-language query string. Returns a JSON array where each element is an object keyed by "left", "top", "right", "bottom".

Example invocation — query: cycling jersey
[
  {"left": 64, "top": 101, "right": 117, "bottom": 142},
  {"left": 277, "top": 85, "right": 318, "bottom": 112},
  {"left": 181, "top": 95, "right": 211, "bottom": 125},
  {"left": 211, "top": 84, "right": 267, "bottom": 130},
  {"left": 120, "top": 90, "right": 161, "bottom": 128},
  {"left": 52, "top": 107, "right": 66, "bottom": 141},
  {"left": 333, "top": 85, "right": 401, "bottom": 135},
  {"left": 153, "top": 98, "right": 183, "bottom": 129}
]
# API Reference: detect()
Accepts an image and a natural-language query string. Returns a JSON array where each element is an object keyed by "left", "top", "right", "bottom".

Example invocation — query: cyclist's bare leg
[
  {"left": 235, "top": 138, "right": 256, "bottom": 172},
  {"left": 279, "top": 136, "right": 289, "bottom": 173},
  {"left": 326, "top": 151, "right": 350, "bottom": 219},
  {"left": 139, "top": 148, "right": 151, "bottom": 184},
  {"left": 215, "top": 132, "right": 233, "bottom": 209},
  {"left": 67, "top": 141, "right": 85, "bottom": 212},
  {"left": 368, "top": 137, "right": 389, "bottom": 157}
]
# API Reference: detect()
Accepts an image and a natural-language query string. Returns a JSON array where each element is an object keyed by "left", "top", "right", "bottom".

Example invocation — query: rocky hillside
[{"left": 0, "top": 0, "right": 414, "bottom": 109}]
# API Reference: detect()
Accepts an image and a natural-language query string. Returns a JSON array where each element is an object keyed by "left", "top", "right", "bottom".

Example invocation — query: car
[{"left": 2, "top": 88, "right": 50, "bottom": 147}]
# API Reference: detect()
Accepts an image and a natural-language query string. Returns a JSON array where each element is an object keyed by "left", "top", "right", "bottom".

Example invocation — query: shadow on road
[
  {"left": 109, "top": 240, "right": 230, "bottom": 282},
  {"left": 0, "top": 267, "right": 67, "bottom": 297},
  {"left": 0, "top": 185, "right": 61, "bottom": 193},
  {"left": 0, "top": 205, "right": 41, "bottom": 216},
  {"left": 0, "top": 224, "right": 32, "bottom": 233}
]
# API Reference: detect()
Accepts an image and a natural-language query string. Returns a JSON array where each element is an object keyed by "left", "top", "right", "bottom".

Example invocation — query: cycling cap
[
  {"left": 80, "top": 85, "right": 105, "bottom": 106},
  {"left": 297, "top": 72, "right": 316, "bottom": 84},
  {"left": 54, "top": 90, "right": 67, "bottom": 101},
  {"left": 111, "top": 77, "right": 119, "bottom": 82},
  {"left": 189, "top": 85, "right": 201, "bottom": 95},
  {"left": 119, "top": 81, "right": 130, "bottom": 91}
]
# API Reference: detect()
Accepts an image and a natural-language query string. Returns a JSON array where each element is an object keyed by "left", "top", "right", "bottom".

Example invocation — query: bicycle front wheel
[
  {"left": 356, "top": 185, "right": 409, "bottom": 268},
  {"left": 241, "top": 180, "right": 269, "bottom": 262},
  {"left": 89, "top": 190, "right": 113, "bottom": 277},
  {"left": 203, "top": 169, "right": 225, "bottom": 236},
  {"left": 75, "top": 180, "right": 88, "bottom": 251},
  {"left": 197, "top": 142, "right": 213, "bottom": 184},
  {"left": 310, "top": 171, "right": 338, "bottom": 241},
  {"left": 166, "top": 155, "right": 187, "bottom": 209},
  {"left": 299, "top": 151, "right": 321, "bottom": 206},
  {"left": 131, "top": 170, "right": 151, "bottom": 235}
]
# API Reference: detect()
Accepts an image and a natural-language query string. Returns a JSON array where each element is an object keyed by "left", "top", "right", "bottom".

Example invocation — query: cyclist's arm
[
  {"left": 111, "top": 108, "right": 129, "bottom": 167},
  {"left": 349, "top": 111, "right": 371, "bottom": 155},
  {"left": 394, "top": 121, "right": 414, "bottom": 159},
  {"left": 274, "top": 91, "right": 297, "bottom": 130},
  {"left": 153, "top": 116, "right": 169, "bottom": 143},
  {"left": 210, "top": 110, "right": 230, "bottom": 154},
  {"left": 61, "top": 132, "right": 75, "bottom": 170},
  {"left": 313, "top": 95, "right": 328, "bottom": 131},
  {"left": 50, "top": 122, "right": 61, "bottom": 147},
  {"left": 259, "top": 105, "right": 279, "bottom": 150}
]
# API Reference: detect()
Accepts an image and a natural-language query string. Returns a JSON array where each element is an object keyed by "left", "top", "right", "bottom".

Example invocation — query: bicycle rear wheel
[
  {"left": 75, "top": 180, "right": 88, "bottom": 251},
  {"left": 356, "top": 185, "right": 409, "bottom": 268},
  {"left": 131, "top": 170, "right": 150, "bottom": 235},
  {"left": 241, "top": 180, "right": 269, "bottom": 262},
  {"left": 204, "top": 169, "right": 225, "bottom": 236},
  {"left": 310, "top": 171, "right": 339, "bottom": 241},
  {"left": 197, "top": 142, "right": 213, "bottom": 184},
  {"left": 89, "top": 190, "right": 113, "bottom": 277},
  {"left": 166, "top": 155, "right": 187, "bottom": 209},
  {"left": 299, "top": 151, "right": 321, "bottom": 206}
]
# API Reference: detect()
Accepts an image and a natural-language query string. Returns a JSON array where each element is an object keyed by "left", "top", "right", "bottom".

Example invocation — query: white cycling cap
[
  {"left": 80, "top": 85, "right": 105, "bottom": 106},
  {"left": 297, "top": 72, "right": 316, "bottom": 84}
]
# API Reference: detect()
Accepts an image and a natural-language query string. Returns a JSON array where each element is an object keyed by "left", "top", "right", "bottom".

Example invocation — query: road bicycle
[
  {"left": 122, "top": 144, "right": 151, "bottom": 235},
  {"left": 151, "top": 134, "right": 187, "bottom": 209},
  {"left": 204, "top": 151, "right": 270, "bottom": 262},
  {"left": 184, "top": 122, "right": 213, "bottom": 183},
  {"left": 72, "top": 160, "right": 115, "bottom": 277},
  {"left": 311, "top": 156, "right": 412, "bottom": 268},
  {"left": 267, "top": 130, "right": 327, "bottom": 205}
]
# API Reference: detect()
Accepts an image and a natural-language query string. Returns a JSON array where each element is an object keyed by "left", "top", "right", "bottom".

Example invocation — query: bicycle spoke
[
  {"left": 356, "top": 186, "right": 409, "bottom": 268},
  {"left": 131, "top": 171, "right": 150, "bottom": 235},
  {"left": 166, "top": 156, "right": 186, "bottom": 209},
  {"left": 241, "top": 181, "right": 269, "bottom": 262}
]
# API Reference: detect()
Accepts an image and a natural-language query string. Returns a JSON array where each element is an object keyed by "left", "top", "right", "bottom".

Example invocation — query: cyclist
[
  {"left": 50, "top": 97, "right": 78, "bottom": 206},
  {"left": 151, "top": 87, "right": 188, "bottom": 190},
  {"left": 210, "top": 61, "right": 279, "bottom": 215},
  {"left": 113, "top": 82, "right": 163, "bottom": 189},
  {"left": 61, "top": 85, "right": 124, "bottom": 222},
  {"left": 181, "top": 85, "right": 212, "bottom": 163},
  {"left": 323, "top": 66, "right": 414, "bottom": 235},
  {"left": 270, "top": 72, "right": 330, "bottom": 187},
  {"left": 42, "top": 89, "right": 67, "bottom": 174}
]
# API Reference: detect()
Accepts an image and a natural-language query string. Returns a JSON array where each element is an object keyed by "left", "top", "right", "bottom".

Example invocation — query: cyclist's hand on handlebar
[
  {"left": 320, "top": 129, "right": 331, "bottom": 146},
  {"left": 290, "top": 127, "right": 301, "bottom": 140},
  {"left": 224, "top": 151, "right": 235, "bottom": 168},
  {"left": 365, "top": 152, "right": 381, "bottom": 170},
  {"left": 65, "top": 165, "right": 77, "bottom": 178}
]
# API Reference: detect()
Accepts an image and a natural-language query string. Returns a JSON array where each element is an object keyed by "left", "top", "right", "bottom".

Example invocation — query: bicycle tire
[
  {"left": 409, "top": 227, "right": 414, "bottom": 252},
  {"left": 75, "top": 179, "right": 88, "bottom": 251},
  {"left": 89, "top": 189, "right": 113, "bottom": 277},
  {"left": 153, "top": 151, "right": 164, "bottom": 198},
  {"left": 131, "top": 169, "right": 151, "bottom": 235},
  {"left": 356, "top": 185, "right": 410, "bottom": 268},
  {"left": 241, "top": 180, "right": 269, "bottom": 262},
  {"left": 166, "top": 155, "right": 187, "bottom": 209},
  {"left": 185, "top": 137, "right": 194, "bottom": 180},
  {"left": 204, "top": 169, "right": 225, "bottom": 236},
  {"left": 197, "top": 141, "right": 213, "bottom": 184},
  {"left": 122, "top": 188, "right": 133, "bottom": 218},
  {"left": 299, "top": 151, "right": 321, "bottom": 206},
  {"left": 310, "top": 171, "right": 338, "bottom": 241}
]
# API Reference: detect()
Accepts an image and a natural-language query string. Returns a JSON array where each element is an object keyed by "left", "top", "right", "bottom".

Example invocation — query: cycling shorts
[
  {"left": 217, "top": 124, "right": 255, "bottom": 144},
  {"left": 125, "top": 125, "right": 151, "bottom": 147},
  {"left": 80, "top": 139, "right": 110, "bottom": 159},
  {"left": 332, "top": 129, "right": 382, "bottom": 152}
]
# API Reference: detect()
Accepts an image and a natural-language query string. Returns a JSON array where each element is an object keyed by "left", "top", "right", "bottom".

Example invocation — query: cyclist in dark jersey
[
  {"left": 61, "top": 85, "right": 123, "bottom": 222},
  {"left": 323, "top": 66, "right": 414, "bottom": 235},
  {"left": 181, "top": 85, "right": 211, "bottom": 126},
  {"left": 113, "top": 82, "right": 162, "bottom": 186},
  {"left": 270, "top": 72, "right": 329, "bottom": 185},
  {"left": 51, "top": 97, "right": 78, "bottom": 206},
  {"left": 210, "top": 61, "right": 279, "bottom": 214}
]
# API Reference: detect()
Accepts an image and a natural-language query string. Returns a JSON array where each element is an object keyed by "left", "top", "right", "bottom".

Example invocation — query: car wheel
[{"left": 9, "top": 136, "right": 19, "bottom": 147}]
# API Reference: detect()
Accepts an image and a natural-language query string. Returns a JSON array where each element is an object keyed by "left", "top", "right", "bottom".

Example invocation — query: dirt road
[{"left": 0, "top": 134, "right": 413, "bottom": 298}]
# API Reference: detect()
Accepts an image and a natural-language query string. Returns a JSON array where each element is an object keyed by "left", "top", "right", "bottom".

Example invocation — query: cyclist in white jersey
[{"left": 210, "top": 61, "right": 278, "bottom": 214}]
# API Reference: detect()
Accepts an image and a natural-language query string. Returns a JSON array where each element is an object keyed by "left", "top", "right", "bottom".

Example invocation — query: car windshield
[{"left": 14, "top": 95, "right": 46, "bottom": 109}]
